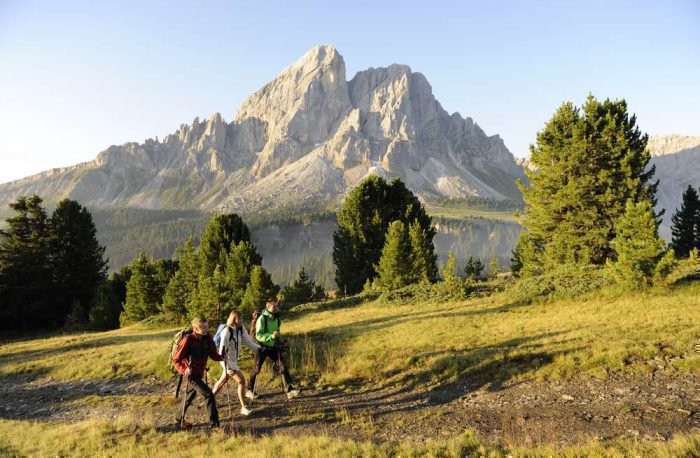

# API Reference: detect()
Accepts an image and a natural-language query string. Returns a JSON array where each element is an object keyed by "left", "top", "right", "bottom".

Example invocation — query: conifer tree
[
  {"left": 188, "top": 265, "right": 231, "bottom": 323},
  {"left": 608, "top": 200, "right": 675, "bottom": 286},
  {"left": 464, "top": 256, "right": 484, "bottom": 279},
  {"left": 671, "top": 185, "right": 700, "bottom": 258},
  {"left": 88, "top": 281, "right": 122, "bottom": 330},
  {"left": 409, "top": 219, "right": 438, "bottom": 283},
  {"left": 517, "top": 95, "right": 658, "bottom": 274},
  {"left": 162, "top": 239, "right": 200, "bottom": 322},
  {"left": 0, "top": 195, "right": 52, "bottom": 328},
  {"left": 487, "top": 257, "right": 501, "bottom": 279},
  {"left": 333, "top": 176, "right": 436, "bottom": 294},
  {"left": 49, "top": 199, "right": 108, "bottom": 323},
  {"left": 199, "top": 213, "right": 252, "bottom": 276},
  {"left": 240, "top": 265, "right": 279, "bottom": 316},
  {"left": 280, "top": 267, "right": 316, "bottom": 305},
  {"left": 225, "top": 240, "right": 263, "bottom": 305},
  {"left": 374, "top": 221, "right": 414, "bottom": 290},
  {"left": 121, "top": 253, "right": 163, "bottom": 324}
]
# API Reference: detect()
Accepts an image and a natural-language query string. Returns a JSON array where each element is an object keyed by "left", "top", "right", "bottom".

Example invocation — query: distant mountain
[
  {"left": 0, "top": 45, "right": 525, "bottom": 218},
  {"left": 647, "top": 135, "right": 700, "bottom": 229}
]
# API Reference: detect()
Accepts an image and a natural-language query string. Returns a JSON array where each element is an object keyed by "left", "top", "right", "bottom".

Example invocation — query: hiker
[
  {"left": 247, "top": 298, "right": 300, "bottom": 400},
  {"left": 172, "top": 316, "right": 223, "bottom": 429},
  {"left": 212, "top": 310, "right": 261, "bottom": 416}
]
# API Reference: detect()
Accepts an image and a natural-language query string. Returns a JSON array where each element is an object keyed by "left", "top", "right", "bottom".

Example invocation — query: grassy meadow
[{"left": 0, "top": 281, "right": 699, "bottom": 456}]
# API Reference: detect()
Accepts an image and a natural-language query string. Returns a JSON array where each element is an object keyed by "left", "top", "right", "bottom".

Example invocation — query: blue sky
[{"left": 0, "top": 0, "right": 698, "bottom": 183}]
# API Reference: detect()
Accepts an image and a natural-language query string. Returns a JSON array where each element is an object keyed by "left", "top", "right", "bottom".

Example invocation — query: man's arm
[
  {"left": 241, "top": 324, "right": 262, "bottom": 351},
  {"left": 208, "top": 336, "right": 223, "bottom": 362},
  {"left": 172, "top": 336, "right": 190, "bottom": 375}
]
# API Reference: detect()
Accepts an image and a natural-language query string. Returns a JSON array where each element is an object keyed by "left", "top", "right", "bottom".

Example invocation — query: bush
[
  {"left": 505, "top": 265, "right": 612, "bottom": 305},
  {"left": 666, "top": 248, "right": 700, "bottom": 286},
  {"left": 377, "top": 281, "right": 473, "bottom": 306}
]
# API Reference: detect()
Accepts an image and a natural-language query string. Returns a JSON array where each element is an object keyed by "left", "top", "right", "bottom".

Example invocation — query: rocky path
[{"left": 1, "top": 371, "right": 698, "bottom": 448}]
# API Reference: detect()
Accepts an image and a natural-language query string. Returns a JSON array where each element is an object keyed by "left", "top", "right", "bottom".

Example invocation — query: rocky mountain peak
[{"left": 0, "top": 45, "right": 528, "bottom": 217}]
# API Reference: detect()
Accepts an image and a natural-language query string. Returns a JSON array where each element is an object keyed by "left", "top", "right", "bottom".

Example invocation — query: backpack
[
  {"left": 249, "top": 309, "right": 280, "bottom": 343},
  {"left": 249, "top": 309, "right": 261, "bottom": 340},
  {"left": 168, "top": 327, "right": 193, "bottom": 373},
  {"left": 213, "top": 324, "right": 227, "bottom": 349}
]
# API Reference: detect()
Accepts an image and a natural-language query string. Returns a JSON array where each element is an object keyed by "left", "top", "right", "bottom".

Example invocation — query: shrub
[{"left": 505, "top": 265, "right": 612, "bottom": 305}]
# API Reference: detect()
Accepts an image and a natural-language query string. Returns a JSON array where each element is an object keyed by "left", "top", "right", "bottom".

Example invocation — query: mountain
[
  {"left": 0, "top": 45, "right": 525, "bottom": 219},
  {"left": 648, "top": 135, "right": 700, "bottom": 230}
]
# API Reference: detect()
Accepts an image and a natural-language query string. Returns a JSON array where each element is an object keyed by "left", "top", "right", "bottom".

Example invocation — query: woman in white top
[{"left": 213, "top": 310, "right": 261, "bottom": 416}]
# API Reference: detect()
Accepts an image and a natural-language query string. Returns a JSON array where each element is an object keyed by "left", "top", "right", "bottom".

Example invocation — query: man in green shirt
[{"left": 246, "top": 298, "right": 300, "bottom": 400}]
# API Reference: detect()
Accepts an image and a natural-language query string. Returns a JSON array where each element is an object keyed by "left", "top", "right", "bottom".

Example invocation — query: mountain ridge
[{"left": 0, "top": 45, "right": 525, "bottom": 217}]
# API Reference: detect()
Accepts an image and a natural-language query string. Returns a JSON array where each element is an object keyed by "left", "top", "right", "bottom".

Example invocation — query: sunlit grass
[
  {"left": 0, "top": 417, "right": 697, "bottom": 458},
  {"left": 284, "top": 282, "right": 700, "bottom": 388}
]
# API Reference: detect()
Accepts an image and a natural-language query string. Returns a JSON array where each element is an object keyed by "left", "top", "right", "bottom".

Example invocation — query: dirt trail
[{"left": 1, "top": 370, "right": 698, "bottom": 447}]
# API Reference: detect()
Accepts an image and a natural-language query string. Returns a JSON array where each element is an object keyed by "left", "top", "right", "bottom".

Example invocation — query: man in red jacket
[{"left": 172, "top": 316, "right": 223, "bottom": 429}]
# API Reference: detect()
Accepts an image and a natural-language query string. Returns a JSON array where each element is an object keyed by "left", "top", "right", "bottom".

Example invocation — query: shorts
[{"left": 220, "top": 360, "right": 241, "bottom": 374}]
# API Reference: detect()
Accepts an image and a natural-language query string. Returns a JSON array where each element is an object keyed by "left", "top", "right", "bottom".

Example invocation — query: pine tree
[
  {"left": 671, "top": 185, "right": 700, "bottom": 258},
  {"left": 487, "top": 257, "right": 501, "bottom": 279},
  {"left": 121, "top": 253, "right": 163, "bottom": 324},
  {"left": 608, "top": 200, "right": 675, "bottom": 286},
  {"left": 162, "top": 239, "right": 200, "bottom": 322},
  {"left": 88, "top": 281, "right": 122, "bottom": 330},
  {"left": 0, "top": 195, "right": 52, "bottom": 329},
  {"left": 517, "top": 95, "right": 658, "bottom": 274},
  {"left": 333, "top": 176, "right": 436, "bottom": 294},
  {"left": 281, "top": 267, "right": 316, "bottom": 305},
  {"left": 464, "top": 256, "right": 484, "bottom": 279},
  {"left": 225, "top": 241, "right": 262, "bottom": 305},
  {"left": 374, "top": 221, "right": 414, "bottom": 290},
  {"left": 49, "top": 199, "right": 108, "bottom": 323},
  {"left": 409, "top": 219, "right": 438, "bottom": 283},
  {"left": 187, "top": 265, "right": 232, "bottom": 323},
  {"left": 199, "top": 213, "right": 252, "bottom": 276},
  {"left": 240, "top": 265, "right": 279, "bottom": 317}
]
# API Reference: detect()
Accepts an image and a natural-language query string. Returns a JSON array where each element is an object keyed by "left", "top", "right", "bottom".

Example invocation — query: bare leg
[
  {"left": 231, "top": 370, "right": 247, "bottom": 408},
  {"left": 212, "top": 371, "right": 231, "bottom": 396}
]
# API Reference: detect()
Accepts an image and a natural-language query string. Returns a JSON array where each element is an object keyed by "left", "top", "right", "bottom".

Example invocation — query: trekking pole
[{"left": 180, "top": 357, "right": 191, "bottom": 430}]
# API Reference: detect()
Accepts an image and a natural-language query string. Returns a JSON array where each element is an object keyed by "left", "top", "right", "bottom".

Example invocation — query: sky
[{"left": 0, "top": 0, "right": 699, "bottom": 183}]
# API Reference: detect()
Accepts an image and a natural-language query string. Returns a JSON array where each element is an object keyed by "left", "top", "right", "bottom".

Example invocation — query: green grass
[
  {"left": 425, "top": 204, "right": 518, "bottom": 222},
  {"left": 2, "top": 283, "right": 699, "bottom": 390},
  {"left": 0, "top": 324, "right": 178, "bottom": 381},
  {"left": 0, "top": 418, "right": 697, "bottom": 458},
  {"left": 283, "top": 282, "right": 700, "bottom": 388}
]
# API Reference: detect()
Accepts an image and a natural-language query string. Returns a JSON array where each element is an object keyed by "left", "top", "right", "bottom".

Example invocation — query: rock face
[
  {"left": 647, "top": 135, "right": 700, "bottom": 230},
  {"left": 0, "top": 45, "right": 526, "bottom": 217}
]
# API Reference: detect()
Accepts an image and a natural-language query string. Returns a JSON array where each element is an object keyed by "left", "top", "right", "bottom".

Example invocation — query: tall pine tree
[
  {"left": 121, "top": 253, "right": 163, "bottom": 324},
  {"left": 49, "top": 199, "right": 108, "bottom": 323},
  {"left": 517, "top": 95, "right": 658, "bottom": 274},
  {"left": 671, "top": 185, "right": 700, "bottom": 258},
  {"left": 608, "top": 200, "right": 675, "bottom": 286},
  {"left": 162, "top": 239, "right": 200, "bottom": 322},
  {"left": 374, "top": 221, "right": 414, "bottom": 290},
  {"left": 333, "top": 176, "right": 436, "bottom": 294},
  {"left": 0, "top": 195, "right": 52, "bottom": 328},
  {"left": 240, "top": 265, "right": 279, "bottom": 317},
  {"left": 199, "top": 213, "right": 252, "bottom": 276}
]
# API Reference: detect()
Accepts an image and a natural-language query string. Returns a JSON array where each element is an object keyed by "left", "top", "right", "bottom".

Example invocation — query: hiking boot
[
  {"left": 209, "top": 422, "right": 222, "bottom": 432},
  {"left": 240, "top": 405, "right": 252, "bottom": 416},
  {"left": 245, "top": 390, "right": 258, "bottom": 400},
  {"left": 286, "top": 389, "right": 300, "bottom": 399},
  {"left": 178, "top": 420, "right": 193, "bottom": 430}
]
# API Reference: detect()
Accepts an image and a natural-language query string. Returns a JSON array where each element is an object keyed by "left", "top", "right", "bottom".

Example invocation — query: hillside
[
  {"left": 1, "top": 282, "right": 698, "bottom": 456},
  {"left": 0, "top": 45, "right": 525, "bottom": 221}
]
